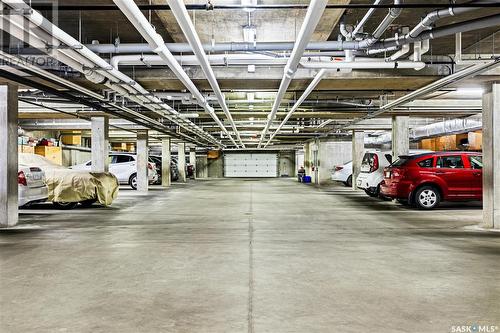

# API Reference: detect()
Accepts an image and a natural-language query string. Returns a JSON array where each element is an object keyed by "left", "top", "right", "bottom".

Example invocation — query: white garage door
[{"left": 224, "top": 153, "right": 278, "bottom": 178}]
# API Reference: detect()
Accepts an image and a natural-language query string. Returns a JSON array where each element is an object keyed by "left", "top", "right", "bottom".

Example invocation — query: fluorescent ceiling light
[
  {"left": 241, "top": 0, "right": 257, "bottom": 12},
  {"left": 455, "top": 87, "right": 484, "bottom": 95}
]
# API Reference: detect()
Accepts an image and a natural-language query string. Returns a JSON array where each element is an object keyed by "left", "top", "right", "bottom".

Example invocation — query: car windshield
[{"left": 390, "top": 156, "right": 411, "bottom": 167}]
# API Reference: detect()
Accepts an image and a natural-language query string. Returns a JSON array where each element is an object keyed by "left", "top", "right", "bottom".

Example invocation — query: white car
[
  {"left": 17, "top": 165, "right": 48, "bottom": 207},
  {"left": 71, "top": 153, "right": 158, "bottom": 190},
  {"left": 356, "top": 150, "right": 431, "bottom": 197},
  {"left": 331, "top": 160, "right": 353, "bottom": 187}
]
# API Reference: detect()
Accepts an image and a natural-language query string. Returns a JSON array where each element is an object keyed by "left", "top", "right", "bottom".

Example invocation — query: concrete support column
[
  {"left": 0, "top": 84, "right": 18, "bottom": 227},
  {"left": 161, "top": 137, "right": 171, "bottom": 187},
  {"left": 178, "top": 143, "right": 186, "bottom": 182},
  {"left": 352, "top": 130, "right": 365, "bottom": 190},
  {"left": 482, "top": 82, "right": 500, "bottom": 229},
  {"left": 189, "top": 147, "right": 196, "bottom": 180},
  {"left": 392, "top": 115, "right": 410, "bottom": 161},
  {"left": 91, "top": 116, "right": 109, "bottom": 172},
  {"left": 136, "top": 130, "right": 149, "bottom": 192}
]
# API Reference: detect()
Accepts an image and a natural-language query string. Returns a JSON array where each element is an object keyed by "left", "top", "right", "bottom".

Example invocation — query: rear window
[
  {"left": 418, "top": 158, "right": 434, "bottom": 168},
  {"left": 391, "top": 156, "right": 411, "bottom": 167},
  {"left": 362, "top": 153, "right": 376, "bottom": 166}
]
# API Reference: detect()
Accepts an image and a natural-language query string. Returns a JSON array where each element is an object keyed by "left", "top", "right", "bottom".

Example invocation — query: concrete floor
[{"left": 1, "top": 178, "right": 499, "bottom": 333}]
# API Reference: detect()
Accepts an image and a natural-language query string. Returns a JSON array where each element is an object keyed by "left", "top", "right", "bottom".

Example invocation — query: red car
[{"left": 380, "top": 152, "right": 482, "bottom": 209}]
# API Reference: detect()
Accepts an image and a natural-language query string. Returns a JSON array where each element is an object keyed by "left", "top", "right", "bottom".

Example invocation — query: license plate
[{"left": 32, "top": 174, "right": 42, "bottom": 181}]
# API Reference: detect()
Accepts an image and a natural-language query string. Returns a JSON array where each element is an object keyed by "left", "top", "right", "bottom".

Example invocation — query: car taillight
[
  {"left": 335, "top": 166, "right": 343, "bottom": 172},
  {"left": 392, "top": 168, "right": 406, "bottom": 179},
  {"left": 370, "top": 154, "right": 379, "bottom": 173},
  {"left": 18, "top": 171, "right": 27, "bottom": 186}
]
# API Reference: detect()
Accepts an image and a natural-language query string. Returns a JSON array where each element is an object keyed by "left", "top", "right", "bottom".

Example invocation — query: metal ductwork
[{"left": 365, "top": 115, "right": 483, "bottom": 145}]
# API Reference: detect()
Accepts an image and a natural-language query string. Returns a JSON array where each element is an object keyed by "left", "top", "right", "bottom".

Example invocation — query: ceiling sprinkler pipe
[
  {"left": 113, "top": 0, "right": 236, "bottom": 147},
  {"left": 167, "top": 0, "right": 245, "bottom": 147},
  {"left": 258, "top": 0, "right": 329, "bottom": 148},
  {"left": 300, "top": 60, "right": 426, "bottom": 70}
]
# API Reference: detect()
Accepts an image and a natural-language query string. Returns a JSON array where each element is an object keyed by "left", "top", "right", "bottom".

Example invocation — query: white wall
[{"left": 317, "top": 140, "right": 352, "bottom": 185}]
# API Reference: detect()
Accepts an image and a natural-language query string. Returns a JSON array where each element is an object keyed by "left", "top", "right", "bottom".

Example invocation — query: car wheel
[
  {"left": 344, "top": 175, "right": 352, "bottom": 187},
  {"left": 129, "top": 173, "right": 137, "bottom": 190},
  {"left": 80, "top": 199, "right": 97, "bottom": 208},
  {"left": 53, "top": 202, "right": 78, "bottom": 210},
  {"left": 414, "top": 186, "right": 441, "bottom": 210}
]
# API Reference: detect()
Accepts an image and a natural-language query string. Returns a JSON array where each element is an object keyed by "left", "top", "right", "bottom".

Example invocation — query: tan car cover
[{"left": 19, "top": 153, "right": 119, "bottom": 205}]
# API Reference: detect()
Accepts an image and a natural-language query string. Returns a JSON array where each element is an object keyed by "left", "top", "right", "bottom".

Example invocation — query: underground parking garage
[{"left": 1, "top": 0, "right": 500, "bottom": 332}]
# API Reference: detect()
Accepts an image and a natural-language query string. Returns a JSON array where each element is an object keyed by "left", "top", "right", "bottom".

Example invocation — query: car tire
[
  {"left": 53, "top": 202, "right": 78, "bottom": 210},
  {"left": 129, "top": 173, "right": 137, "bottom": 190},
  {"left": 344, "top": 175, "right": 352, "bottom": 187},
  {"left": 414, "top": 186, "right": 441, "bottom": 210},
  {"left": 80, "top": 199, "right": 97, "bottom": 208}
]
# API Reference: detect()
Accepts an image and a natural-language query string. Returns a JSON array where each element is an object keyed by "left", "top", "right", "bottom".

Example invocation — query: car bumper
[
  {"left": 18, "top": 185, "right": 48, "bottom": 207},
  {"left": 356, "top": 173, "right": 370, "bottom": 190},
  {"left": 380, "top": 180, "right": 412, "bottom": 199},
  {"left": 331, "top": 172, "right": 347, "bottom": 182}
]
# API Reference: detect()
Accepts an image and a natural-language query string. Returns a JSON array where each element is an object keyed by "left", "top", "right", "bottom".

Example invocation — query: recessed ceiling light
[{"left": 241, "top": 0, "right": 257, "bottom": 12}]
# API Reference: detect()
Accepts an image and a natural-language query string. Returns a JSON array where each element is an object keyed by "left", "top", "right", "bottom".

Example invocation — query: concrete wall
[
  {"left": 207, "top": 155, "right": 224, "bottom": 178},
  {"left": 317, "top": 140, "right": 352, "bottom": 185},
  {"left": 278, "top": 151, "right": 296, "bottom": 177},
  {"left": 304, "top": 139, "right": 352, "bottom": 185},
  {"left": 196, "top": 155, "right": 208, "bottom": 178}
]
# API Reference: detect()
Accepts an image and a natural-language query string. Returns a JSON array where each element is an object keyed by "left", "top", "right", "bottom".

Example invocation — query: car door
[
  {"left": 435, "top": 155, "right": 470, "bottom": 199},
  {"left": 467, "top": 154, "right": 483, "bottom": 199},
  {"left": 109, "top": 155, "right": 135, "bottom": 182}
]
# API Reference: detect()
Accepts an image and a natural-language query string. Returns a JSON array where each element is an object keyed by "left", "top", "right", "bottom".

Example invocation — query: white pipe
[
  {"left": 352, "top": 0, "right": 383, "bottom": 36},
  {"left": 166, "top": 0, "right": 244, "bottom": 148},
  {"left": 300, "top": 60, "right": 426, "bottom": 70},
  {"left": 110, "top": 54, "right": 292, "bottom": 68},
  {"left": 1, "top": 1, "right": 220, "bottom": 146},
  {"left": 112, "top": 0, "right": 235, "bottom": 147},
  {"left": 408, "top": 39, "right": 430, "bottom": 62},
  {"left": 388, "top": 43, "right": 410, "bottom": 61},
  {"left": 264, "top": 69, "right": 327, "bottom": 147},
  {"left": 387, "top": 27, "right": 410, "bottom": 61},
  {"left": 258, "top": 0, "right": 328, "bottom": 148}
]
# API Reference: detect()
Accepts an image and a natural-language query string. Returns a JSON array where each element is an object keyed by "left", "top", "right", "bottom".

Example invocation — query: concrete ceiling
[
  {"left": 152, "top": 0, "right": 349, "bottom": 43},
  {"left": 4, "top": 0, "right": 500, "bottom": 147}
]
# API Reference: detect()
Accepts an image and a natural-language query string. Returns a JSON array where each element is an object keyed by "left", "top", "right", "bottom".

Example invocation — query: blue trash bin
[{"left": 302, "top": 176, "right": 312, "bottom": 183}]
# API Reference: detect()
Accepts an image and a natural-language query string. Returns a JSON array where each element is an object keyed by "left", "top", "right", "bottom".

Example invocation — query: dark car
[
  {"left": 149, "top": 155, "right": 180, "bottom": 183},
  {"left": 380, "top": 151, "right": 482, "bottom": 209}
]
